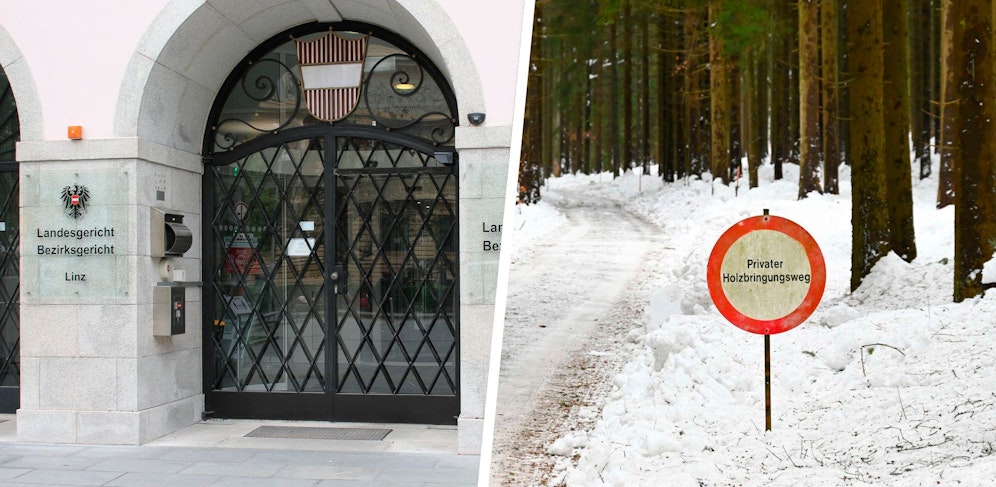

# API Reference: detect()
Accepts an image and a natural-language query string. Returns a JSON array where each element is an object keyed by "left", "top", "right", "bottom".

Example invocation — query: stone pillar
[
  {"left": 455, "top": 126, "right": 510, "bottom": 454},
  {"left": 17, "top": 138, "right": 204, "bottom": 444}
]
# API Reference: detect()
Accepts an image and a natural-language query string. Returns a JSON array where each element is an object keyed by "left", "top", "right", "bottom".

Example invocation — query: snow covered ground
[{"left": 507, "top": 162, "right": 995, "bottom": 486}]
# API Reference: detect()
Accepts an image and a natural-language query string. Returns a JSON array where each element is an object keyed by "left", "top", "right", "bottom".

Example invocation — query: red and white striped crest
[{"left": 294, "top": 32, "right": 369, "bottom": 122}]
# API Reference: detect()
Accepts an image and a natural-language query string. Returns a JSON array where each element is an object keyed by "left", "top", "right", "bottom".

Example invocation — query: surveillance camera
[{"left": 468, "top": 113, "right": 486, "bottom": 126}]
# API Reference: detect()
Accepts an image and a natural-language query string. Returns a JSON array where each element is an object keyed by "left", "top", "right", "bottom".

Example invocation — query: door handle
[{"left": 330, "top": 264, "right": 346, "bottom": 294}]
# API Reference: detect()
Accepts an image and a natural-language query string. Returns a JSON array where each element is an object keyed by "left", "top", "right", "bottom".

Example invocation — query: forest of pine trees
[{"left": 518, "top": 0, "right": 996, "bottom": 302}]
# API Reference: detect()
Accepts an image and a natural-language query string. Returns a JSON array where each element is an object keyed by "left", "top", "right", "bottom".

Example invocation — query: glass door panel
[
  {"left": 205, "top": 132, "right": 458, "bottom": 420},
  {"left": 333, "top": 136, "right": 457, "bottom": 397},
  {"left": 209, "top": 138, "right": 327, "bottom": 393},
  {"left": 0, "top": 169, "right": 18, "bottom": 392}
]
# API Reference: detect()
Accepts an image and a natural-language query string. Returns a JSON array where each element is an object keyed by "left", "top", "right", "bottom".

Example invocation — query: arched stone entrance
[
  {"left": 11, "top": 1, "right": 508, "bottom": 451},
  {"left": 201, "top": 23, "right": 460, "bottom": 422}
]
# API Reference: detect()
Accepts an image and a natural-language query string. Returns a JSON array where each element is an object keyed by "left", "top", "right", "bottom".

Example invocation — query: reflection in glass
[
  {"left": 210, "top": 139, "right": 327, "bottom": 393},
  {"left": 0, "top": 170, "right": 18, "bottom": 388},
  {"left": 207, "top": 135, "right": 457, "bottom": 398},
  {"left": 335, "top": 169, "right": 457, "bottom": 395},
  {"left": 211, "top": 31, "right": 456, "bottom": 153}
]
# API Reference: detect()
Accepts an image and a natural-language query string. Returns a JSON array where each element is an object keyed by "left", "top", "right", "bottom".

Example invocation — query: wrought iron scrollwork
[
  {"left": 206, "top": 25, "right": 459, "bottom": 155},
  {"left": 0, "top": 70, "right": 19, "bottom": 162},
  {"left": 213, "top": 59, "right": 304, "bottom": 151},
  {"left": 362, "top": 54, "right": 455, "bottom": 145}
]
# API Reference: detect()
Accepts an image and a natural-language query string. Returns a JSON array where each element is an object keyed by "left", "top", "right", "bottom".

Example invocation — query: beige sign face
[{"left": 719, "top": 230, "right": 812, "bottom": 321}]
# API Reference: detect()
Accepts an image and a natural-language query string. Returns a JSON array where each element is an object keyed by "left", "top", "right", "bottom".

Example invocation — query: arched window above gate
[{"left": 205, "top": 22, "right": 459, "bottom": 158}]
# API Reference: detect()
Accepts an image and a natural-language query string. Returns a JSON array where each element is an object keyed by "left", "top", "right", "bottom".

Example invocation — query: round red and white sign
[
  {"left": 234, "top": 202, "right": 249, "bottom": 222},
  {"left": 706, "top": 214, "right": 826, "bottom": 335}
]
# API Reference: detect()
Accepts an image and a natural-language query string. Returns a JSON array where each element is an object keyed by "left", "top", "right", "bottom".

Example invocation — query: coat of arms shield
[{"left": 294, "top": 31, "right": 369, "bottom": 122}]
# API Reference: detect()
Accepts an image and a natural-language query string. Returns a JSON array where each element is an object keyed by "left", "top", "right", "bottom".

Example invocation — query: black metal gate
[
  {"left": 202, "top": 22, "right": 460, "bottom": 423},
  {"left": 204, "top": 128, "right": 458, "bottom": 422},
  {"left": 0, "top": 67, "right": 19, "bottom": 413}
]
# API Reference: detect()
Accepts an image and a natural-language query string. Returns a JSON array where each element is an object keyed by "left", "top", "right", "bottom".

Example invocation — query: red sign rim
[{"left": 706, "top": 215, "right": 826, "bottom": 335}]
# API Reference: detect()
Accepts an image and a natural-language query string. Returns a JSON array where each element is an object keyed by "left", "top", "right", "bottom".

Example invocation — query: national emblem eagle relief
[{"left": 61, "top": 184, "right": 90, "bottom": 219}]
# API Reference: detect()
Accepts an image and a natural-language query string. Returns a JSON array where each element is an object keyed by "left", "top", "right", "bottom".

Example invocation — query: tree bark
[
  {"left": 709, "top": 0, "right": 731, "bottom": 184},
  {"left": 799, "top": 0, "right": 822, "bottom": 198},
  {"left": 641, "top": 12, "right": 652, "bottom": 174},
  {"left": 883, "top": 0, "right": 917, "bottom": 262},
  {"left": 847, "top": 0, "right": 890, "bottom": 291},
  {"left": 610, "top": 19, "right": 620, "bottom": 178},
  {"left": 822, "top": 0, "right": 840, "bottom": 194},
  {"left": 937, "top": 0, "right": 956, "bottom": 208},
  {"left": 684, "top": 8, "right": 702, "bottom": 177},
  {"left": 951, "top": 0, "right": 996, "bottom": 301},
  {"left": 788, "top": 0, "right": 801, "bottom": 166},
  {"left": 519, "top": 0, "right": 545, "bottom": 204},
  {"left": 771, "top": 0, "right": 791, "bottom": 180},
  {"left": 622, "top": 0, "right": 634, "bottom": 171},
  {"left": 743, "top": 46, "right": 761, "bottom": 189}
]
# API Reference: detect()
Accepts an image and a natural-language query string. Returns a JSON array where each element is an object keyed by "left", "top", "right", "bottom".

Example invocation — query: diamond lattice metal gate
[
  {"left": 0, "top": 167, "right": 18, "bottom": 412},
  {"left": 0, "top": 66, "right": 19, "bottom": 412},
  {"left": 204, "top": 130, "right": 458, "bottom": 423}
]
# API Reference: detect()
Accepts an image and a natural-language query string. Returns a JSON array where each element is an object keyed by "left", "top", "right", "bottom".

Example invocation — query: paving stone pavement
[{"left": 0, "top": 417, "right": 480, "bottom": 486}]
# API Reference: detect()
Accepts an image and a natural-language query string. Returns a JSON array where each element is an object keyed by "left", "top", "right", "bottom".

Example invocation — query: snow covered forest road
[
  {"left": 497, "top": 169, "right": 996, "bottom": 487},
  {"left": 490, "top": 185, "right": 668, "bottom": 485},
  {"left": 492, "top": 169, "right": 996, "bottom": 487}
]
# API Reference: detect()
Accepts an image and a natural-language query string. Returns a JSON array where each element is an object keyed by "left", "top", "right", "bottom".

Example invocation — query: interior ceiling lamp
[{"left": 394, "top": 81, "right": 416, "bottom": 91}]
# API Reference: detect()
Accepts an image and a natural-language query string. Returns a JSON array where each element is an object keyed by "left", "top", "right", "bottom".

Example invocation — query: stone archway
[
  {"left": 115, "top": 0, "right": 484, "bottom": 152},
  {"left": 0, "top": 25, "right": 41, "bottom": 142}
]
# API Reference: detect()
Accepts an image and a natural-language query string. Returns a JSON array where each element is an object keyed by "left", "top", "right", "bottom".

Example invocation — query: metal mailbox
[{"left": 151, "top": 208, "right": 192, "bottom": 257}]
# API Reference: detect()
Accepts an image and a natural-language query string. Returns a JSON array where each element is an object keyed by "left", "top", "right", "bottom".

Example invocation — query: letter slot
[{"left": 151, "top": 208, "right": 193, "bottom": 257}]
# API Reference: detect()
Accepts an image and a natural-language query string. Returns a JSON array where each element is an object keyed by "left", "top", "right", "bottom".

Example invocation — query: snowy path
[
  {"left": 490, "top": 187, "right": 667, "bottom": 485},
  {"left": 513, "top": 168, "right": 996, "bottom": 487}
]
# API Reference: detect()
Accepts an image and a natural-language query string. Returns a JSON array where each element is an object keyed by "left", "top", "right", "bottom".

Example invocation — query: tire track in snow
[{"left": 490, "top": 189, "right": 668, "bottom": 485}]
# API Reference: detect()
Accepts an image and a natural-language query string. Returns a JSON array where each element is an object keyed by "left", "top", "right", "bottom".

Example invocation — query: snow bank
[{"left": 508, "top": 199, "right": 568, "bottom": 263}]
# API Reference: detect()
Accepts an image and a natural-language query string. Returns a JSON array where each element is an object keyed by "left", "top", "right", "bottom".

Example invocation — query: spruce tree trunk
[
  {"left": 951, "top": 0, "right": 996, "bottom": 301},
  {"left": 937, "top": 0, "right": 956, "bottom": 208},
  {"left": 684, "top": 8, "right": 700, "bottom": 177},
  {"left": 771, "top": 0, "right": 791, "bottom": 180},
  {"left": 709, "top": 1, "right": 731, "bottom": 184},
  {"left": 930, "top": 0, "right": 942, "bottom": 156},
  {"left": 659, "top": 14, "right": 675, "bottom": 182},
  {"left": 610, "top": 20, "right": 620, "bottom": 178},
  {"left": 744, "top": 47, "right": 761, "bottom": 189},
  {"left": 550, "top": 38, "right": 562, "bottom": 178},
  {"left": 822, "top": 0, "right": 841, "bottom": 194},
  {"left": 642, "top": 13, "right": 651, "bottom": 175},
  {"left": 758, "top": 26, "right": 770, "bottom": 161},
  {"left": 519, "top": 1, "right": 545, "bottom": 204},
  {"left": 847, "top": 0, "right": 890, "bottom": 291},
  {"left": 622, "top": 0, "right": 633, "bottom": 171},
  {"left": 730, "top": 63, "right": 742, "bottom": 175},
  {"left": 674, "top": 13, "right": 688, "bottom": 180},
  {"left": 788, "top": 0, "right": 801, "bottom": 165},
  {"left": 798, "top": 0, "right": 822, "bottom": 198},
  {"left": 909, "top": 0, "right": 933, "bottom": 178},
  {"left": 883, "top": 0, "right": 917, "bottom": 262}
]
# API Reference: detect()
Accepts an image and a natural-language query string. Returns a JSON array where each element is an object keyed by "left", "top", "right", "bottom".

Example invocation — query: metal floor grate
[{"left": 245, "top": 425, "right": 392, "bottom": 441}]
